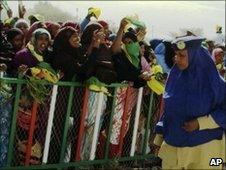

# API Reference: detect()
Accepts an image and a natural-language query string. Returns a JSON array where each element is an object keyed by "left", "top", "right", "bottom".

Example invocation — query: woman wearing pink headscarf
[
  {"left": 212, "top": 48, "right": 225, "bottom": 78},
  {"left": 45, "top": 21, "right": 61, "bottom": 39}
]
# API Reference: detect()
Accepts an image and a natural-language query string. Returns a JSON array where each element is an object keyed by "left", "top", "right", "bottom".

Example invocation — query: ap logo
[{"left": 209, "top": 158, "right": 223, "bottom": 166}]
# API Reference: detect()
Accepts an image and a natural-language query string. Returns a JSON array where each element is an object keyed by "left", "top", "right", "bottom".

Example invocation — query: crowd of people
[{"left": 0, "top": 2, "right": 225, "bottom": 169}]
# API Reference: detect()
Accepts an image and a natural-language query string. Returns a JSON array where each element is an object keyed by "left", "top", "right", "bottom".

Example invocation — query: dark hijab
[
  {"left": 80, "top": 23, "right": 118, "bottom": 84},
  {"left": 6, "top": 28, "right": 24, "bottom": 42},
  {"left": 53, "top": 26, "right": 80, "bottom": 56},
  {"left": 81, "top": 22, "right": 103, "bottom": 53},
  {"left": 52, "top": 26, "right": 82, "bottom": 81}
]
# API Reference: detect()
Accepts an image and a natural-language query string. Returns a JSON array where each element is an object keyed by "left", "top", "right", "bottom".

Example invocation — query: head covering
[
  {"left": 61, "top": 21, "right": 81, "bottom": 33},
  {"left": 154, "top": 40, "right": 175, "bottom": 73},
  {"left": 160, "top": 36, "right": 226, "bottom": 147},
  {"left": 31, "top": 28, "right": 51, "bottom": 45},
  {"left": 26, "top": 21, "right": 47, "bottom": 44},
  {"left": 45, "top": 21, "right": 61, "bottom": 39},
  {"left": 149, "top": 38, "right": 163, "bottom": 50},
  {"left": 28, "top": 14, "right": 45, "bottom": 22},
  {"left": 14, "top": 19, "right": 29, "bottom": 29},
  {"left": 123, "top": 27, "right": 137, "bottom": 42},
  {"left": 51, "top": 26, "right": 82, "bottom": 82},
  {"left": 81, "top": 22, "right": 102, "bottom": 51},
  {"left": 4, "top": 17, "right": 19, "bottom": 29},
  {"left": 53, "top": 26, "right": 78, "bottom": 54},
  {"left": 6, "top": 28, "right": 24, "bottom": 42},
  {"left": 171, "top": 36, "right": 205, "bottom": 51},
  {"left": 97, "top": 20, "right": 108, "bottom": 29},
  {"left": 167, "top": 35, "right": 225, "bottom": 126},
  {"left": 212, "top": 48, "right": 224, "bottom": 62}
]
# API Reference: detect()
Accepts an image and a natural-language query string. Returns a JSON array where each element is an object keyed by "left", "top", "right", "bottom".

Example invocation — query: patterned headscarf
[{"left": 30, "top": 28, "right": 51, "bottom": 45}]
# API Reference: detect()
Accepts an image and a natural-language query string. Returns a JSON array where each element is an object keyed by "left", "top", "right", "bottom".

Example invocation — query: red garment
[
  {"left": 97, "top": 20, "right": 109, "bottom": 29},
  {"left": 25, "top": 21, "right": 47, "bottom": 44},
  {"left": 45, "top": 21, "right": 60, "bottom": 39},
  {"left": 61, "top": 21, "right": 80, "bottom": 33}
]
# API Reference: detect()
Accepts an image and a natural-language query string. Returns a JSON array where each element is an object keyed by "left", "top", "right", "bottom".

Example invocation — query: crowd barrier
[{"left": 0, "top": 74, "right": 162, "bottom": 170}]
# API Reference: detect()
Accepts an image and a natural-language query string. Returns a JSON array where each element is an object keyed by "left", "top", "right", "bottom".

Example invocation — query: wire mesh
[
  {"left": 149, "top": 93, "right": 162, "bottom": 152},
  {"left": 0, "top": 78, "right": 162, "bottom": 169},
  {"left": 48, "top": 85, "right": 69, "bottom": 163},
  {"left": 64, "top": 87, "right": 84, "bottom": 163},
  {"left": 11, "top": 83, "right": 52, "bottom": 166},
  {"left": 0, "top": 80, "right": 14, "bottom": 167}
]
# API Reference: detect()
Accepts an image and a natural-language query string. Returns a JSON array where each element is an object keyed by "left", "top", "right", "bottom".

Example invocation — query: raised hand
[
  {"left": 7, "top": 8, "right": 13, "bottom": 18},
  {"left": 119, "top": 18, "right": 129, "bottom": 31},
  {"left": 92, "top": 29, "right": 105, "bottom": 47},
  {"left": 19, "top": 5, "right": 26, "bottom": 18},
  {"left": 0, "top": 4, "right": 3, "bottom": 11}
]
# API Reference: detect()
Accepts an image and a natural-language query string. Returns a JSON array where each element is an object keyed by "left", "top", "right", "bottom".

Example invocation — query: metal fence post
[
  {"left": 75, "top": 88, "right": 89, "bottom": 161},
  {"left": 24, "top": 100, "right": 39, "bottom": 165},
  {"left": 142, "top": 91, "right": 154, "bottom": 155},
  {"left": 42, "top": 85, "right": 58, "bottom": 163},
  {"left": 6, "top": 75, "right": 22, "bottom": 166},
  {"left": 59, "top": 86, "right": 74, "bottom": 163},
  {"left": 130, "top": 87, "right": 143, "bottom": 156},
  {"left": 89, "top": 92, "right": 104, "bottom": 160},
  {"left": 118, "top": 87, "right": 131, "bottom": 156}
]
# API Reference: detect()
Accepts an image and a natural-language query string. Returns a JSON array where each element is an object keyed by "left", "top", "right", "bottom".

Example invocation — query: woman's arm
[
  {"left": 110, "top": 18, "right": 128, "bottom": 54},
  {"left": 184, "top": 85, "right": 226, "bottom": 131}
]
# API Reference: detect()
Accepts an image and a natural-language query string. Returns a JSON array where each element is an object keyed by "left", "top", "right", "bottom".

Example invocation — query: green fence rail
[{"left": 0, "top": 76, "right": 161, "bottom": 170}]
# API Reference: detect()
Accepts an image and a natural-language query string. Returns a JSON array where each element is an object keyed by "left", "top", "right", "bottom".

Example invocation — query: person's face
[
  {"left": 175, "top": 49, "right": 189, "bottom": 70},
  {"left": 69, "top": 32, "right": 80, "bottom": 48},
  {"left": 12, "top": 34, "right": 24, "bottom": 51},
  {"left": 36, "top": 34, "right": 49, "bottom": 52},
  {"left": 140, "top": 44, "right": 145, "bottom": 56}
]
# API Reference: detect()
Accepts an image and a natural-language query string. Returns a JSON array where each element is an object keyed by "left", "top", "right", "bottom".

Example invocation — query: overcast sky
[{"left": 5, "top": 1, "right": 226, "bottom": 40}]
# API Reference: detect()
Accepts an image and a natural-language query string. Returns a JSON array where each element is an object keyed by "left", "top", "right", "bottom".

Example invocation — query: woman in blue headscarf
[
  {"left": 154, "top": 40, "right": 175, "bottom": 74},
  {"left": 154, "top": 36, "right": 226, "bottom": 169}
]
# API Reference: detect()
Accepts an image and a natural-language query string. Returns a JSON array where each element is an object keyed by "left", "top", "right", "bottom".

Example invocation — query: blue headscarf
[
  {"left": 165, "top": 38, "right": 226, "bottom": 130},
  {"left": 149, "top": 38, "right": 163, "bottom": 50},
  {"left": 154, "top": 43, "right": 171, "bottom": 74},
  {"left": 155, "top": 36, "right": 225, "bottom": 146}
]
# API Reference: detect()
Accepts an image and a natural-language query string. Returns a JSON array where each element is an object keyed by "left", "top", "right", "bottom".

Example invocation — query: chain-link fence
[{"left": 0, "top": 75, "right": 162, "bottom": 170}]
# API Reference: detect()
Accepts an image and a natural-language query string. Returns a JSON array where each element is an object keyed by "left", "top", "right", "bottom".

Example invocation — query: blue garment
[
  {"left": 149, "top": 39, "right": 163, "bottom": 50},
  {"left": 0, "top": 78, "right": 12, "bottom": 167},
  {"left": 80, "top": 18, "right": 90, "bottom": 32},
  {"left": 156, "top": 40, "right": 226, "bottom": 147},
  {"left": 154, "top": 43, "right": 171, "bottom": 74}
]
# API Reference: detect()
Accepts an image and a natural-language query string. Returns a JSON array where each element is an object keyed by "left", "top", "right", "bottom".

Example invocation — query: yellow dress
[{"left": 154, "top": 115, "right": 225, "bottom": 169}]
